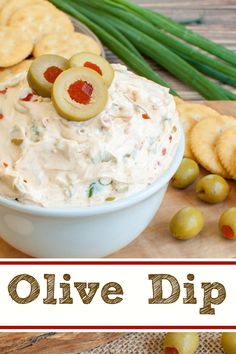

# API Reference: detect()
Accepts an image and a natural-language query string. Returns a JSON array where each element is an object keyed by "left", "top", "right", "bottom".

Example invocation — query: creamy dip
[{"left": 0, "top": 64, "right": 179, "bottom": 207}]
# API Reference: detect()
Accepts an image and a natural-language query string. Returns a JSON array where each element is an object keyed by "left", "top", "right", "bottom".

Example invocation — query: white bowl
[{"left": 0, "top": 126, "right": 184, "bottom": 258}]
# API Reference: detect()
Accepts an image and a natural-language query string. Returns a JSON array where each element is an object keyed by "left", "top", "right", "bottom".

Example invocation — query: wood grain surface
[
  {"left": 106, "top": 0, "right": 236, "bottom": 100},
  {"left": 0, "top": 332, "right": 123, "bottom": 354}
]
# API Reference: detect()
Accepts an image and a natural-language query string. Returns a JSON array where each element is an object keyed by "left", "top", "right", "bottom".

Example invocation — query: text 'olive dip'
[{"left": 0, "top": 64, "right": 179, "bottom": 207}]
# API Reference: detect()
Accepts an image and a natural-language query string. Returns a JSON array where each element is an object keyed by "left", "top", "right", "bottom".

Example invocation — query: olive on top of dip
[{"left": 0, "top": 63, "right": 179, "bottom": 207}]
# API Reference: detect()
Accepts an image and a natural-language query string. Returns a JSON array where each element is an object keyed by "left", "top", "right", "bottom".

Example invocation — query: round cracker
[
  {"left": 0, "top": 59, "right": 33, "bottom": 83},
  {"left": 33, "top": 32, "right": 101, "bottom": 59},
  {"left": 8, "top": 4, "right": 74, "bottom": 42},
  {"left": 0, "top": 0, "right": 7, "bottom": 10},
  {"left": 0, "top": 27, "right": 33, "bottom": 67},
  {"left": 190, "top": 115, "right": 236, "bottom": 177},
  {"left": 0, "top": 0, "right": 55, "bottom": 25},
  {"left": 216, "top": 126, "right": 236, "bottom": 180},
  {"left": 176, "top": 102, "right": 221, "bottom": 159}
]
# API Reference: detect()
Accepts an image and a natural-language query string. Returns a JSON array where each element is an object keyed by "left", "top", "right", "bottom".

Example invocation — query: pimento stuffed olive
[
  {"left": 164, "top": 332, "right": 199, "bottom": 354},
  {"left": 69, "top": 52, "right": 114, "bottom": 87},
  {"left": 219, "top": 208, "right": 236, "bottom": 240},
  {"left": 27, "top": 54, "right": 69, "bottom": 97},
  {"left": 52, "top": 67, "right": 108, "bottom": 121}
]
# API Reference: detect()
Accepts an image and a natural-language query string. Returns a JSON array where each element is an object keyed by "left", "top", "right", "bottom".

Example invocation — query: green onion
[
  {"left": 49, "top": 0, "right": 176, "bottom": 94},
  {"left": 107, "top": 0, "right": 236, "bottom": 66},
  {"left": 80, "top": 0, "right": 236, "bottom": 81},
  {"left": 88, "top": 183, "right": 96, "bottom": 198},
  {"left": 174, "top": 52, "right": 236, "bottom": 89},
  {"left": 75, "top": 3, "right": 234, "bottom": 100}
]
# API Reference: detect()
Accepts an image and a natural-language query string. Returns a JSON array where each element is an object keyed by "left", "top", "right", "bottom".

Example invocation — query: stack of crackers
[
  {"left": 176, "top": 98, "right": 236, "bottom": 180},
  {"left": 0, "top": 0, "right": 101, "bottom": 81}
]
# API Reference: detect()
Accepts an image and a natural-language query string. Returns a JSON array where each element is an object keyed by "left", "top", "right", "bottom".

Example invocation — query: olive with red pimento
[
  {"left": 219, "top": 208, "right": 236, "bottom": 240},
  {"left": 27, "top": 54, "right": 69, "bottom": 97},
  {"left": 52, "top": 67, "right": 108, "bottom": 121},
  {"left": 69, "top": 52, "right": 114, "bottom": 87},
  {"left": 164, "top": 332, "right": 199, "bottom": 354}
]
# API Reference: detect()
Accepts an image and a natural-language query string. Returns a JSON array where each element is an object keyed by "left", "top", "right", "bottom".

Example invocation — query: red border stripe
[{"left": 0, "top": 261, "right": 235, "bottom": 265}]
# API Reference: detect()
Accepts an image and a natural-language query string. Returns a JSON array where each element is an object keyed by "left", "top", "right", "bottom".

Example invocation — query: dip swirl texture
[{"left": 0, "top": 64, "right": 179, "bottom": 207}]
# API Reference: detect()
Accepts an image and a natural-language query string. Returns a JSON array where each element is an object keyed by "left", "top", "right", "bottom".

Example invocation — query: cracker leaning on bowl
[
  {"left": 176, "top": 100, "right": 236, "bottom": 180},
  {"left": 0, "top": 27, "right": 33, "bottom": 67},
  {"left": 0, "top": 0, "right": 55, "bottom": 25},
  {"left": 8, "top": 4, "right": 74, "bottom": 43},
  {"left": 0, "top": 0, "right": 103, "bottom": 71},
  {"left": 33, "top": 32, "right": 102, "bottom": 58}
]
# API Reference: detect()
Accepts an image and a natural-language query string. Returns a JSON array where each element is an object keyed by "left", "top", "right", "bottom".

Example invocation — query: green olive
[
  {"left": 27, "top": 54, "right": 69, "bottom": 97},
  {"left": 196, "top": 174, "right": 229, "bottom": 204},
  {"left": 221, "top": 332, "right": 236, "bottom": 353},
  {"left": 69, "top": 52, "right": 114, "bottom": 87},
  {"left": 219, "top": 208, "right": 236, "bottom": 240},
  {"left": 170, "top": 207, "right": 204, "bottom": 240},
  {"left": 11, "top": 138, "right": 23, "bottom": 145},
  {"left": 164, "top": 332, "right": 199, "bottom": 354},
  {"left": 52, "top": 67, "right": 108, "bottom": 121},
  {"left": 171, "top": 158, "right": 199, "bottom": 189}
]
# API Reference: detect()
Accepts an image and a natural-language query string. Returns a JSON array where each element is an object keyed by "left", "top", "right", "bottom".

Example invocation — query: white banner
[{"left": 0, "top": 259, "right": 235, "bottom": 331}]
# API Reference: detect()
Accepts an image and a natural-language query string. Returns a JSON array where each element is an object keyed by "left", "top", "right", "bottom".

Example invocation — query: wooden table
[{"left": 1, "top": 1, "right": 236, "bottom": 353}]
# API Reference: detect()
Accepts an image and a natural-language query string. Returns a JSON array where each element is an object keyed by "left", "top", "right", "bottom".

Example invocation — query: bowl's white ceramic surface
[{"left": 0, "top": 126, "right": 184, "bottom": 258}]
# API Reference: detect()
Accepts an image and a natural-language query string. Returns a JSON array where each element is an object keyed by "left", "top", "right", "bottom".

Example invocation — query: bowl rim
[{"left": 0, "top": 125, "right": 184, "bottom": 218}]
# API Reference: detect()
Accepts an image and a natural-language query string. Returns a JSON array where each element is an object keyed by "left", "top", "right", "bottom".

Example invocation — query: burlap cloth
[{"left": 82, "top": 332, "right": 224, "bottom": 354}]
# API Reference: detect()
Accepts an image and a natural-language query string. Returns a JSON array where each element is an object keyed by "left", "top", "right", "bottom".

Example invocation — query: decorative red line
[
  {"left": 0, "top": 261, "right": 235, "bottom": 265},
  {"left": 0, "top": 326, "right": 236, "bottom": 330}
]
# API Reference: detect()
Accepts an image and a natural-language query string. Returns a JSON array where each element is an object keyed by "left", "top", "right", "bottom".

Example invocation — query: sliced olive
[
  {"left": 164, "top": 332, "right": 199, "bottom": 354},
  {"left": 221, "top": 332, "right": 236, "bottom": 353},
  {"left": 196, "top": 174, "right": 229, "bottom": 204},
  {"left": 69, "top": 52, "right": 114, "bottom": 87},
  {"left": 170, "top": 207, "right": 204, "bottom": 240},
  {"left": 171, "top": 158, "right": 199, "bottom": 189},
  {"left": 219, "top": 208, "right": 236, "bottom": 240},
  {"left": 52, "top": 67, "right": 108, "bottom": 121},
  {"left": 11, "top": 138, "right": 23, "bottom": 145},
  {"left": 27, "top": 54, "right": 69, "bottom": 97}
]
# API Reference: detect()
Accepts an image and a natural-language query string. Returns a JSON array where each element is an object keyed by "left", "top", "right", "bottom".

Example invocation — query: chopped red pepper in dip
[
  {"left": 142, "top": 113, "right": 150, "bottom": 119},
  {"left": 84, "top": 61, "right": 103, "bottom": 76},
  {"left": 43, "top": 66, "right": 63, "bottom": 84},
  {"left": 169, "top": 135, "right": 173, "bottom": 143},
  {"left": 162, "top": 148, "right": 167, "bottom": 156},
  {"left": 0, "top": 114, "right": 4, "bottom": 120},
  {"left": 3, "top": 162, "right": 8, "bottom": 168},
  {"left": 165, "top": 348, "right": 179, "bottom": 354},
  {"left": 68, "top": 80, "right": 94, "bottom": 105},
  {"left": 222, "top": 225, "right": 234, "bottom": 239},
  {"left": 0, "top": 88, "right": 7, "bottom": 94},
  {"left": 21, "top": 93, "right": 34, "bottom": 102}
]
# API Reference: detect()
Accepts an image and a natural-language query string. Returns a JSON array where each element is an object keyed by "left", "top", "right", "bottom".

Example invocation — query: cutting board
[
  {"left": 0, "top": 332, "right": 123, "bottom": 354},
  {"left": 0, "top": 101, "right": 235, "bottom": 259}
]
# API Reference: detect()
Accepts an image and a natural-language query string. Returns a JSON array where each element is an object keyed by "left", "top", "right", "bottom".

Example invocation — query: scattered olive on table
[
  {"left": 171, "top": 158, "right": 200, "bottom": 189},
  {"left": 195, "top": 174, "right": 229, "bottom": 204},
  {"left": 164, "top": 332, "right": 199, "bottom": 354},
  {"left": 221, "top": 332, "right": 236, "bottom": 353},
  {"left": 170, "top": 207, "right": 204, "bottom": 240},
  {"left": 219, "top": 208, "right": 236, "bottom": 240}
]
